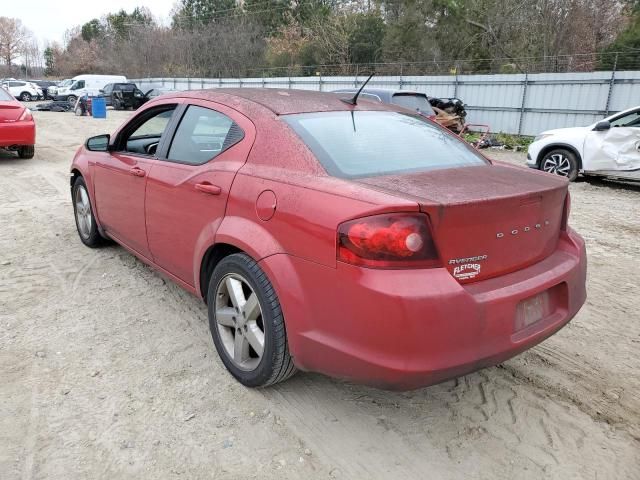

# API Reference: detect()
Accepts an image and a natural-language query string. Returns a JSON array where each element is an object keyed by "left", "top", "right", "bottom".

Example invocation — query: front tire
[
  {"left": 20, "top": 92, "right": 32, "bottom": 102},
  {"left": 540, "top": 148, "right": 579, "bottom": 181},
  {"left": 67, "top": 95, "right": 77, "bottom": 107},
  {"left": 207, "top": 253, "right": 297, "bottom": 388},
  {"left": 18, "top": 145, "right": 34, "bottom": 159},
  {"left": 72, "top": 176, "right": 106, "bottom": 248}
]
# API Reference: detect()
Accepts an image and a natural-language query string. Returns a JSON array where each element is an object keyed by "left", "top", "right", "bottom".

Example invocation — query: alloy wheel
[
  {"left": 74, "top": 185, "right": 92, "bottom": 239},
  {"left": 542, "top": 153, "right": 571, "bottom": 177},
  {"left": 215, "top": 273, "right": 265, "bottom": 371}
]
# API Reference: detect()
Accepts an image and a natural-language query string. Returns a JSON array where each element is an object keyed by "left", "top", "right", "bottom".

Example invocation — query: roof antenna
[{"left": 341, "top": 73, "right": 374, "bottom": 106}]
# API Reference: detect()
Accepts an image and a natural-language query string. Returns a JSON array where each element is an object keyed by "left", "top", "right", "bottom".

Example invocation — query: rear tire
[
  {"left": 207, "top": 253, "right": 297, "bottom": 388},
  {"left": 72, "top": 176, "right": 107, "bottom": 248},
  {"left": 18, "top": 145, "right": 34, "bottom": 159},
  {"left": 540, "top": 148, "right": 579, "bottom": 181}
]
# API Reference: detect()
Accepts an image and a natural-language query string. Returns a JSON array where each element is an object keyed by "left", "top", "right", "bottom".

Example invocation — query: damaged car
[
  {"left": 99, "top": 83, "right": 148, "bottom": 110},
  {"left": 528, "top": 106, "right": 640, "bottom": 182},
  {"left": 70, "top": 89, "right": 586, "bottom": 390}
]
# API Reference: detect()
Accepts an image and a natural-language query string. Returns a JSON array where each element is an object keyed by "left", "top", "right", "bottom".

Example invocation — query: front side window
[
  {"left": 283, "top": 111, "right": 487, "bottom": 179},
  {"left": 71, "top": 80, "right": 85, "bottom": 90},
  {"left": 167, "top": 105, "right": 243, "bottom": 165},
  {"left": 610, "top": 110, "right": 640, "bottom": 128},
  {"left": 119, "top": 106, "right": 176, "bottom": 156}
]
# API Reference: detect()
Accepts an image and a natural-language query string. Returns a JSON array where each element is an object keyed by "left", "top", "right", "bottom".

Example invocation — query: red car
[
  {"left": 0, "top": 86, "right": 35, "bottom": 158},
  {"left": 70, "top": 89, "right": 587, "bottom": 390}
]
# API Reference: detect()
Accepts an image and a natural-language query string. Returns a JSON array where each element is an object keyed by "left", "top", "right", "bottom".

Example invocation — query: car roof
[{"left": 164, "top": 88, "right": 396, "bottom": 115}]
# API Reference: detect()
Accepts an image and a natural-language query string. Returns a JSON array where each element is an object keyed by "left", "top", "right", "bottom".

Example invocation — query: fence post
[
  {"left": 318, "top": 75, "right": 323, "bottom": 92},
  {"left": 453, "top": 73, "right": 459, "bottom": 98},
  {"left": 604, "top": 52, "right": 618, "bottom": 115},
  {"left": 517, "top": 73, "right": 529, "bottom": 136}
]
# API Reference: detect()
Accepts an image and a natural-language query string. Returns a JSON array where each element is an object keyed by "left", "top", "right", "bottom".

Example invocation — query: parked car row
[{"left": 1, "top": 79, "right": 44, "bottom": 101}]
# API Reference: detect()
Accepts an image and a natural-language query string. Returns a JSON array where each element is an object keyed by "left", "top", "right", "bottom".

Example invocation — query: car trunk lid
[
  {"left": 356, "top": 164, "right": 568, "bottom": 283},
  {"left": 0, "top": 102, "right": 24, "bottom": 122}
]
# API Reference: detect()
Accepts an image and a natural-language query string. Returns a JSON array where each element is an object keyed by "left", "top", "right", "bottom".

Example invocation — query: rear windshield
[
  {"left": 392, "top": 93, "right": 433, "bottom": 114},
  {"left": 0, "top": 88, "right": 14, "bottom": 101},
  {"left": 283, "top": 111, "right": 487, "bottom": 178}
]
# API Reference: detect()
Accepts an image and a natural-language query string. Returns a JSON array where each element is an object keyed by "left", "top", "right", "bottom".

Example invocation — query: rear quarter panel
[{"left": 216, "top": 115, "right": 419, "bottom": 268}]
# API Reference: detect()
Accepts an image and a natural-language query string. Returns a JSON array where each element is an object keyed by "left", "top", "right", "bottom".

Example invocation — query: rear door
[
  {"left": 93, "top": 103, "right": 179, "bottom": 259},
  {"left": 145, "top": 100, "right": 255, "bottom": 285}
]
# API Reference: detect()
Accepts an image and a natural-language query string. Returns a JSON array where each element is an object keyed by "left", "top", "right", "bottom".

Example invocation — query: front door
[
  {"left": 93, "top": 104, "right": 178, "bottom": 259},
  {"left": 145, "top": 101, "right": 255, "bottom": 285},
  {"left": 584, "top": 108, "right": 640, "bottom": 171}
]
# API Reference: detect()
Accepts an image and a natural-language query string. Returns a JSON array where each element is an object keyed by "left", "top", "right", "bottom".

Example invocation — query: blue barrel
[{"left": 92, "top": 97, "right": 106, "bottom": 119}]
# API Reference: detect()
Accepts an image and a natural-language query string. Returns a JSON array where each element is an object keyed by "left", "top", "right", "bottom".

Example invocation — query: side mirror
[
  {"left": 99, "top": 89, "right": 104, "bottom": 94},
  {"left": 593, "top": 120, "right": 611, "bottom": 131},
  {"left": 86, "top": 134, "right": 111, "bottom": 152}
]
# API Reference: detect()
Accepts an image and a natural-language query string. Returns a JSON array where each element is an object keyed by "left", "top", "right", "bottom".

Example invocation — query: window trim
[{"left": 159, "top": 104, "right": 245, "bottom": 166}]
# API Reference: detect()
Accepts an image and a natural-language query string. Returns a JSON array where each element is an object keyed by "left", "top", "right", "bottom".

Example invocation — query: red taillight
[
  {"left": 19, "top": 108, "right": 32, "bottom": 122},
  {"left": 561, "top": 191, "right": 571, "bottom": 231},
  {"left": 337, "top": 213, "right": 441, "bottom": 268}
]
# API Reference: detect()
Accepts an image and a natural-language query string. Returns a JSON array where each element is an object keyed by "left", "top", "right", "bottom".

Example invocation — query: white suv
[
  {"left": 1, "top": 80, "right": 43, "bottom": 101},
  {"left": 527, "top": 106, "right": 640, "bottom": 182}
]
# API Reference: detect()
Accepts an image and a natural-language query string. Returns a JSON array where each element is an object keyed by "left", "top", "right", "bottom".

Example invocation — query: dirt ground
[{"left": 1, "top": 106, "right": 639, "bottom": 480}]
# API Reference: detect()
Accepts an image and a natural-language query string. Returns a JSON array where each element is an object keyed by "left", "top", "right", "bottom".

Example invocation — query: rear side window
[
  {"left": 283, "top": 111, "right": 487, "bottom": 179},
  {"left": 167, "top": 105, "right": 244, "bottom": 165}
]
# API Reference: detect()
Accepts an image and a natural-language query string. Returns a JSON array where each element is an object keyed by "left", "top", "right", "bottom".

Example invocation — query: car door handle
[
  {"left": 195, "top": 183, "right": 222, "bottom": 195},
  {"left": 129, "top": 167, "right": 146, "bottom": 177}
]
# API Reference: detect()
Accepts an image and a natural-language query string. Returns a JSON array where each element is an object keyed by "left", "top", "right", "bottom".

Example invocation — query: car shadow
[
  {"left": 0, "top": 151, "right": 25, "bottom": 162},
  {"left": 581, "top": 175, "right": 640, "bottom": 192}
]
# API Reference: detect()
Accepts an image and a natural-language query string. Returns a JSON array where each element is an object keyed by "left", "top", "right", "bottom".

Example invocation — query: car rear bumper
[
  {"left": 261, "top": 229, "right": 587, "bottom": 390},
  {"left": 0, "top": 121, "right": 36, "bottom": 147}
]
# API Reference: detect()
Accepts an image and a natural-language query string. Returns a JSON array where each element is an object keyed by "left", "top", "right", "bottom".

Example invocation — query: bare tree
[{"left": 0, "top": 17, "right": 29, "bottom": 67}]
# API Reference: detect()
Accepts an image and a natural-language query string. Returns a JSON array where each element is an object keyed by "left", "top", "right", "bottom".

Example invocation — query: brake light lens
[
  {"left": 560, "top": 191, "right": 571, "bottom": 231},
  {"left": 337, "top": 213, "right": 441, "bottom": 268},
  {"left": 19, "top": 108, "right": 32, "bottom": 122}
]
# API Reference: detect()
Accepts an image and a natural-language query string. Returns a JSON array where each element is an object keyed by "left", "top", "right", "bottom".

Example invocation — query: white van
[{"left": 55, "top": 74, "right": 127, "bottom": 104}]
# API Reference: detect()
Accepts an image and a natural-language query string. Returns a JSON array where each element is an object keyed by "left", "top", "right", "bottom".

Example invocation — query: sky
[{"left": 3, "top": 0, "right": 177, "bottom": 45}]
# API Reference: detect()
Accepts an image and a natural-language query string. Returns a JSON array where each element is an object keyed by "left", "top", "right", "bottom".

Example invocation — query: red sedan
[
  {"left": 0, "top": 86, "right": 35, "bottom": 158},
  {"left": 70, "top": 89, "right": 587, "bottom": 390}
]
